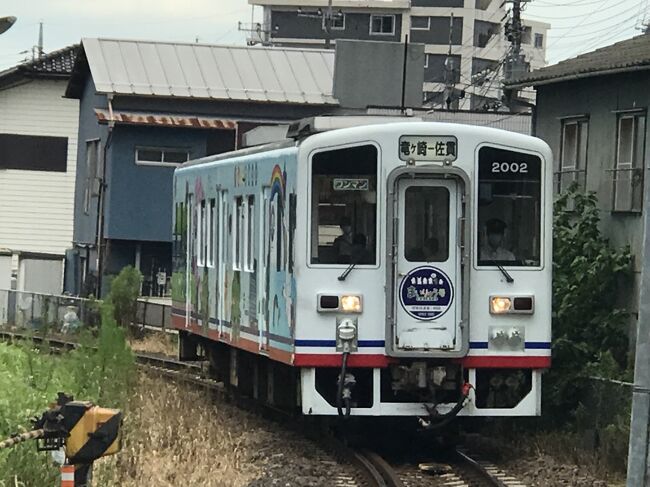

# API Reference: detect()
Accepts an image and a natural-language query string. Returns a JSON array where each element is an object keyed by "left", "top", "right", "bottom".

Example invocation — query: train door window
[
  {"left": 310, "top": 144, "right": 378, "bottom": 265},
  {"left": 245, "top": 195, "right": 255, "bottom": 272},
  {"left": 234, "top": 197, "right": 243, "bottom": 270},
  {"left": 404, "top": 187, "right": 450, "bottom": 262},
  {"left": 477, "top": 146, "right": 542, "bottom": 267}
]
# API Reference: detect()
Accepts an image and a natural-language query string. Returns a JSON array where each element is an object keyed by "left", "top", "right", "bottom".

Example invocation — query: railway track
[{"left": 0, "top": 329, "right": 526, "bottom": 487}]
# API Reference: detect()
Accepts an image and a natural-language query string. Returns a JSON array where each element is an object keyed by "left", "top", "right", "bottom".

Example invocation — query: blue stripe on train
[
  {"left": 469, "top": 341, "right": 551, "bottom": 349},
  {"left": 295, "top": 339, "right": 385, "bottom": 347}
]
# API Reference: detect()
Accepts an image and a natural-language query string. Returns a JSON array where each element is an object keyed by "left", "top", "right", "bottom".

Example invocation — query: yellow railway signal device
[
  {"left": 33, "top": 393, "right": 122, "bottom": 464},
  {"left": 62, "top": 402, "right": 122, "bottom": 464}
]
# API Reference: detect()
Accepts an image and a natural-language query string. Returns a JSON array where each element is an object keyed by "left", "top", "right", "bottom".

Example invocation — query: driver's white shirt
[{"left": 480, "top": 246, "right": 516, "bottom": 261}]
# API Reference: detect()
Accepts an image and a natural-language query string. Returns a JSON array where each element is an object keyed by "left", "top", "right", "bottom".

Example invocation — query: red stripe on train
[{"left": 458, "top": 356, "right": 551, "bottom": 369}]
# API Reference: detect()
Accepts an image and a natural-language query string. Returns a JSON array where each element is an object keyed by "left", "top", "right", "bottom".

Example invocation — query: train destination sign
[{"left": 399, "top": 135, "right": 458, "bottom": 162}]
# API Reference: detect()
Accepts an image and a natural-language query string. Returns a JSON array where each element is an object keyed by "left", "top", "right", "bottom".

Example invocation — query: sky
[{"left": 0, "top": 0, "right": 647, "bottom": 70}]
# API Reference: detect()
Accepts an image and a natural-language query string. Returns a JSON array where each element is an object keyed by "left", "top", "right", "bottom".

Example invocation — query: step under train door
[{"left": 391, "top": 177, "right": 462, "bottom": 354}]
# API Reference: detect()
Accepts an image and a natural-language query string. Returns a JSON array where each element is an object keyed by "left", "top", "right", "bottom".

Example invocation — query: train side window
[
  {"left": 197, "top": 200, "right": 206, "bottom": 267},
  {"left": 207, "top": 199, "right": 216, "bottom": 268},
  {"left": 310, "top": 144, "right": 378, "bottom": 265},
  {"left": 477, "top": 147, "right": 542, "bottom": 267},
  {"left": 234, "top": 196, "right": 243, "bottom": 270},
  {"left": 245, "top": 195, "right": 255, "bottom": 272}
]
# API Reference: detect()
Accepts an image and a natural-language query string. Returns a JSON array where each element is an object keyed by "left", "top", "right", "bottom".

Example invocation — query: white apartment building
[{"left": 248, "top": 0, "right": 549, "bottom": 110}]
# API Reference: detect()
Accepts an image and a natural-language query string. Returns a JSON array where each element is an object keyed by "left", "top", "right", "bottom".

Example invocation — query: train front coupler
[
  {"left": 336, "top": 318, "right": 358, "bottom": 418},
  {"left": 419, "top": 382, "right": 473, "bottom": 430}
]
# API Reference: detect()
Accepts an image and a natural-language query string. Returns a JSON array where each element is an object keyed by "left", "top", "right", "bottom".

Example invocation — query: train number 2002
[{"left": 491, "top": 162, "right": 528, "bottom": 174}]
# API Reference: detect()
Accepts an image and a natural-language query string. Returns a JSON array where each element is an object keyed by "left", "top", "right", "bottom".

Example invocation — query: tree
[{"left": 107, "top": 266, "right": 142, "bottom": 329}]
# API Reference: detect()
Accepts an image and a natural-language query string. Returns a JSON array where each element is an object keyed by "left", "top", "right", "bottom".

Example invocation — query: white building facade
[
  {"left": 0, "top": 46, "right": 79, "bottom": 294},
  {"left": 248, "top": 0, "right": 549, "bottom": 110}
]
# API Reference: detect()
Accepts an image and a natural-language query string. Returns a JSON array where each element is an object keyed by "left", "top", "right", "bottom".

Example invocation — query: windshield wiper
[
  {"left": 494, "top": 261, "right": 514, "bottom": 283},
  {"left": 338, "top": 261, "right": 357, "bottom": 281}
]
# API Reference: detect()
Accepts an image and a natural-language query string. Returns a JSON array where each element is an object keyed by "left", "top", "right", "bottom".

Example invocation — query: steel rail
[{"left": 455, "top": 448, "right": 510, "bottom": 487}]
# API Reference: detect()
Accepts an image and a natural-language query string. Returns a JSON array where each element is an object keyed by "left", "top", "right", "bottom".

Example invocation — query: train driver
[
  {"left": 480, "top": 218, "right": 516, "bottom": 262},
  {"left": 333, "top": 216, "right": 354, "bottom": 263}
]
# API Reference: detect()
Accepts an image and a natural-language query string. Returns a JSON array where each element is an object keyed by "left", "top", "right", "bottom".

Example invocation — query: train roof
[{"left": 177, "top": 118, "right": 550, "bottom": 172}]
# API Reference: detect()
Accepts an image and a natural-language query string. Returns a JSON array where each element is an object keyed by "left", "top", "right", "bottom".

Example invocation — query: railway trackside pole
[{"left": 627, "top": 164, "right": 650, "bottom": 486}]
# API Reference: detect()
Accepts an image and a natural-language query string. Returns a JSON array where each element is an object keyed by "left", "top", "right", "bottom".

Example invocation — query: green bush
[
  {"left": 549, "top": 185, "right": 632, "bottom": 419},
  {"left": 0, "top": 303, "right": 135, "bottom": 485},
  {"left": 107, "top": 266, "right": 142, "bottom": 328}
]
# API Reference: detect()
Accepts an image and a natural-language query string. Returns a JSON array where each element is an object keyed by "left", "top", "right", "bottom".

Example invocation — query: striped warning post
[{"left": 61, "top": 464, "right": 75, "bottom": 487}]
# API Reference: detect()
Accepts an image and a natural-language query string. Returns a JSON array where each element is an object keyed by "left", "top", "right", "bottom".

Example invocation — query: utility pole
[
  {"left": 503, "top": 0, "right": 529, "bottom": 109},
  {"left": 323, "top": 0, "right": 333, "bottom": 49},
  {"left": 297, "top": 0, "right": 339, "bottom": 49},
  {"left": 627, "top": 164, "right": 650, "bottom": 485},
  {"left": 444, "top": 13, "right": 455, "bottom": 110}
]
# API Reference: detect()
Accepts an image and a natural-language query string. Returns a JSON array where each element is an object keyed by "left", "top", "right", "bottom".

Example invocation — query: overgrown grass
[
  {"left": 94, "top": 373, "right": 258, "bottom": 486},
  {"left": 0, "top": 305, "right": 134, "bottom": 485}
]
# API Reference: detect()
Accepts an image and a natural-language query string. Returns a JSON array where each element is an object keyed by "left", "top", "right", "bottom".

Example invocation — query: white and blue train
[{"left": 171, "top": 118, "right": 552, "bottom": 420}]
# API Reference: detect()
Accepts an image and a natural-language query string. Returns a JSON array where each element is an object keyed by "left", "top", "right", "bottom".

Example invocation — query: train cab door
[{"left": 393, "top": 178, "right": 460, "bottom": 352}]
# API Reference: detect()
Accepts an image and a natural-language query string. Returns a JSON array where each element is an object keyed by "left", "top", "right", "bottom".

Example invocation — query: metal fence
[
  {"left": 0, "top": 289, "right": 100, "bottom": 333},
  {"left": 135, "top": 299, "right": 171, "bottom": 330},
  {"left": 0, "top": 290, "right": 173, "bottom": 333}
]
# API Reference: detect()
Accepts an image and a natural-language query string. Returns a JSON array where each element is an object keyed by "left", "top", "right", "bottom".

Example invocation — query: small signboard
[
  {"left": 399, "top": 135, "right": 458, "bottom": 162},
  {"left": 333, "top": 178, "right": 369, "bottom": 191},
  {"left": 399, "top": 266, "right": 454, "bottom": 321}
]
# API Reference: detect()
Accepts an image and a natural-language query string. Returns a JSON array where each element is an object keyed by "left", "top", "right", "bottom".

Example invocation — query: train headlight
[
  {"left": 489, "top": 295, "right": 534, "bottom": 314},
  {"left": 490, "top": 296, "right": 512, "bottom": 314},
  {"left": 340, "top": 295, "right": 362, "bottom": 313}
]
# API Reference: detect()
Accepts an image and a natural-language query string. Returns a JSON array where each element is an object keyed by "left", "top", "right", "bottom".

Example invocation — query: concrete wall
[{"left": 0, "top": 79, "right": 79, "bottom": 255}]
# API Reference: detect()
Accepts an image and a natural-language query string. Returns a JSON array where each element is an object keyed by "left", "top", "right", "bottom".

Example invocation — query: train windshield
[
  {"left": 477, "top": 146, "right": 542, "bottom": 267},
  {"left": 310, "top": 144, "right": 378, "bottom": 265}
]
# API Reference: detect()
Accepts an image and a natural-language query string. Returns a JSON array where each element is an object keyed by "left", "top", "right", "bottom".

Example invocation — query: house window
[
  {"left": 0, "top": 133, "right": 68, "bottom": 172},
  {"left": 534, "top": 33, "right": 544, "bottom": 48},
  {"left": 411, "top": 16, "right": 430, "bottom": 31},
  {"left": 557, "top": 118, "right": 588, "bottom": 193},
  {"left": 324, "top": 13, "right": 345, "bottom": 30},
  {"left": 84, "top": 139, "right": 100, "bottom": 215},
  {"left": 370, "top": 15, "right": 395, "bottom": 35},
  {"left": 613, "top": 112, "right": 646, "bottom": 212},
  {"left": 135, "top": 147, "right": 190, "bottom": 166}
]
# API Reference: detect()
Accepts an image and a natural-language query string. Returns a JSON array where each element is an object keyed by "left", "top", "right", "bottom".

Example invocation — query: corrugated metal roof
[
  {"left": 94, "top": 109, "right": 238, "bottom": 129},
  {"left": 507, "top": 34, "right": 650, "bottom": 89},
  {"left": 80, "top": 38, "right": 337, "bottom": 105}
]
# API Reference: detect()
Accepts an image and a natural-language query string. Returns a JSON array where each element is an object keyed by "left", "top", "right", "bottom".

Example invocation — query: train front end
[{"left": 295, "top": 122, "right": 552, "bottom": 419}]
